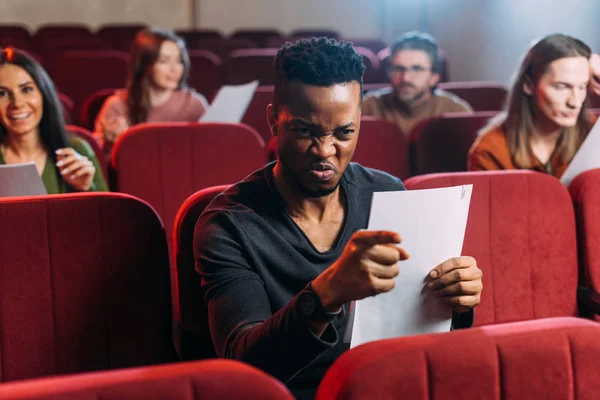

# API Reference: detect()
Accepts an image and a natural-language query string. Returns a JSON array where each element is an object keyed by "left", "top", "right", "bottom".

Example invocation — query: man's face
[
  {"left": 269, "top": 81, "right": 362, "bottom": 197},
  {"left": 390, "top": 49, "right": 440, "bottom": 103}
]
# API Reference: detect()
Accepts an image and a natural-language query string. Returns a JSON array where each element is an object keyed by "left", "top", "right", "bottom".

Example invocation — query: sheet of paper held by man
[
  {"left": 200, "top": 80, "right": 259, "bottom": 123},
  {"left": 0, "top": 162, "right": 47, "bottom": 197},
  {"left": 350, "top": 185, "right": 473, "bottom": 348},
  {"left": 561, "top": 118, "right": 600, "bottom": 187}
]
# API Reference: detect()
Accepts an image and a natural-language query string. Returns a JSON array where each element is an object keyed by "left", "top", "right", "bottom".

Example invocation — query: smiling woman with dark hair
[
  {"left": 0, "top": 47, "right": 107, "bottom": 194},
  {"left": 94, "top": 27, "right": 208, "bottom": 157}
]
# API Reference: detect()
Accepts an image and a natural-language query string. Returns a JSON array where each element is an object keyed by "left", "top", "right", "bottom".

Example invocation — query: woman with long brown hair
[
  {"left": 469, "top": 33, "right": 600, "bottom": 178},
  {"left": 94, "top": 28, "right": 207, "bottom": 156}
]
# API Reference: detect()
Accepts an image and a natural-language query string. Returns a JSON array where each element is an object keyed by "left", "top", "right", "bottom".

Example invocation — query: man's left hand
[{"left": 426, "top": 256, "right": 483, "bottom": 313}]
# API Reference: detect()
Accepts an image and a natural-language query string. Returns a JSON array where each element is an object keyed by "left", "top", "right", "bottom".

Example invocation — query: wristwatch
[{"left": 297, "top": 282, "right": 344, "bottom": 323}]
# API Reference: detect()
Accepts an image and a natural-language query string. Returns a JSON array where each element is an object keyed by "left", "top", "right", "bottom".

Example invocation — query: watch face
[{"left": 299, "top": 292, "right": 317, "bottom": 316}]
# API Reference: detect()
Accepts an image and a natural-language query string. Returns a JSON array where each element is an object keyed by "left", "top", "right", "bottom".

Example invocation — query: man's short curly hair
[{"left": 273, "top": 37, "right": 366, "bottom": 109}]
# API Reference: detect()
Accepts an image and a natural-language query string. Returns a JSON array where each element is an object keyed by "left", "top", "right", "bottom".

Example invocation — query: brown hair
[
  {"left": 482, "top": 33, "right": 592, "bottom": 168},
  {"left": 126, "top": 28, "right": 190, "bottom": 124}
]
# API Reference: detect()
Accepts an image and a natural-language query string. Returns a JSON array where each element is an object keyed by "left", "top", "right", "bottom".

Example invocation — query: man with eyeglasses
[{"left": 363, "top": 31, "right": 472, "bottom": 137}]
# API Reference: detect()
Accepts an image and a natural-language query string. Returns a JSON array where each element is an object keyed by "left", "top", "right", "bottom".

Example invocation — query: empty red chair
[
  {"left": 188, "top": 38, "right": 257, "bottom": 61},
  {"left": 58, "top": 92, "right": 75, "bottom": 125},
  {"left": 33, "top": 24, "right": 93, "bottom": 46},
  {"left": 291, "top": 29, "right": 339, "bottom": 39},
  {"left": 0, "top": 193, "right": 175, "bottom": 382},
  {"left": 438, "top": 81, "right": 508, "bottom": 112},
  {"left": 0, "top": 25, "right": 31, "bottom": 41},
  {"left": 317, "top": 317, "right": 600, "bottom": 400},
  {"left": 409, "top": 111, "right": 497, "bottom": 175},
  {"left": 111, "top": 122, "right": 265, "bottom": 250},
  {"left": 176, "top": 29, "right": 223, "bottom": 43},
  {"left": 0, "top": 360, "right": 293, "bottom": 400},
  {"left": 96, "top": 24, "right": 146, "bottom": 48},
  {"left": 354, "top": 46, "right": 382, "bottom": 84},
  {"left": 225, "top": 48, "right": 278, "bottom": 85},
  {"left": 173, "top": 185, "right": 230, "bottom": 359},
  {"left": 569, "top": 168, "right": 600, "bottom": 320},
  {"left": 404, "top": 170, "right": 600, "bottom": 325},
  {"left": 50, "top": 50, "right": 130, "bottom": 116},
  {"left": 80, "top": 88, "right": 119, "bottom": 131},
  {"left": 1, "top": 38, "right": 35, "bottom": 53},
  {"left": 345, "top": 37, "right": 387, "bottom": 54},
  {"left": 66, "top": 125, "right": 107, "bottom": 179},
  {"left": 352, "top": 117, "right": 409, "bottom": 179},
  {"left": 241, "top": 85, "right": 274, "bottom": 144},
  {"left": 37, "top": 37, "right": 111, "bottom": 66},
  {"left": 230, "top": 29, "right": 283, "bottom": 47},
  {"left": 187, "top": 50, "right": 223, "bottom": 100}
]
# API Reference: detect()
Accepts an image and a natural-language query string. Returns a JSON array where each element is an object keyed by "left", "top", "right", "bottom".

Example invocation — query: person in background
[
  {"left": 0, "top": 48, "right": 107, "bottom": 194},
  {"left": 469, "top": 34, "right": 600, "bottom": 178},
  {"left": 194, "top": 38, "right": 482, "bottom": 400},
  {"left": 362, "top": 31, "right": 472, "bottom": 137},
  {"left": 94, "top": 28, "right": 208, "bottom": 157}
]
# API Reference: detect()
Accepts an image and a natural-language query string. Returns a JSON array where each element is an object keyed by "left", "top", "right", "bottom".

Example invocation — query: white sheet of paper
[
  {"left": 349, "top": 185, "right": 472, "bottom": 348},
  {"left": 0, "top": 162, "right": 47, "bottom": 197},
  {"left": 561, "top": 119, "right": 600, "bottom": 186},
  {"left": 200, "top": 80, "right": 259, "bottom": 123}
]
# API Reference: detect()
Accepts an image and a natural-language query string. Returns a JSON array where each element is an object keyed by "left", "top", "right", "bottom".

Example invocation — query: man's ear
[
  {"left": 523, "top": 76, "right": 534, "bottom": 96},
  {"left": 267, "top": 104, "right": 278, "bottom": 136},
  {"left": 429, "top": 72, "right": 441, "bottom": 88}
]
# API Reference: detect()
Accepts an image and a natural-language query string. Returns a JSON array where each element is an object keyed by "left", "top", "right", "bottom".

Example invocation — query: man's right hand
[{"left": 311, "top": 230, "right": 409, "bottom": 312}]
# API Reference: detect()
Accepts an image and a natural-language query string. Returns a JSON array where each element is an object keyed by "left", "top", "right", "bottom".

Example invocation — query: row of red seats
[
  {"left": 0, "top": 168, "right": 598, "bottom": 394},
  {"left": 0, "top": 318, "right": 595, "bottom": 399}
]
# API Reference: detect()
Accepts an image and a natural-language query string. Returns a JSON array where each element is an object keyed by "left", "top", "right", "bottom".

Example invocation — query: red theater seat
[
  {"left": 404, "top": 170, "right": 600, "bottom": 325},
  {"left": 188, "top": 38, "right": 257, "bottom": 62},
  {"left": 241, "top": 85, "right": 274, "bottom": 144},
  {"left": 345, "top": 37, "right": 387, "bottom": 54},
  {"left": 354, "top": 46, "right": 382, "bottom": 84},
  {"left": 317, "top": 317, "right": 600, "bottom": 400},
  {"left": 224, "top": 48, "right": 279, "bottom": 85},
  {"left": 187, "top": 50, "right": 223, "bottom": 100},
  {"left": 569, "top": 168, "right": 600, "bottom": 320},
  {"left": 0, "top": 193, "right": 174, "bottom": 382},
  {"left": 96, "top": 24, "right": 146, "bottom": 49},
  {"left": 37, "top": 37, "right": 111, "bottom": 66},
  {"left": 438, "top": 81, "right": 508, "bottom": 112},
  {"left": 80, "top": 87, "right": 119, "bottom": 131},
  {"left": 409, "top": 111, "right": 497, "bottom": 175},
  {"left": 176, "top": 29, "right": 223, "bottom": 44},
  {"left": 0, "top": 360, "right": 293, "bottom": 400},
  {"left": 58, "top": 92, "right": 75, "bottom": 125},
  {"left": 291, "top": 29, "right": 339, "bottom": 39},
  {"left": 66, "top": 125, "right": 107, "bottom": 179},
  {"left": 353, "top": 117, "right": 409, "bottom": 179},
  {"left": 230, "top": 29, "right": 283, "bottom": 47},
  {"left": 50, "top": 50, "right": 130, "bottom": 116},
  {"left": 111, "top": 122, "right": 265, "bottom": 250},
  {"left": 173, "top": 185, "right": 231, "bottom": 359},
  {"left": 33, "top": 24, "right": 93, "bottom": 47},
  {"left": 0, "top": 25, "right": 31, "bottom": 41}
]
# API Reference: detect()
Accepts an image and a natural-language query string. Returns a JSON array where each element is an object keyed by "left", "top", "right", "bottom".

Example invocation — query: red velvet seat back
[
  {"left": 0, "top": 193, "right": 174, "bottom": 382},
  {"left": 404, "top": 171, "right": 579, "bottom": 326},
  {"left": 230, "top": 29, "right": 283, "bottom": 47},
  {"left": 225, "top": 49, "right": 279, "bottom": 85},
  {"left": 317, "top": 317, "right": 600, "bottom": 400},
  {"left": 50, "top": 50, "right": 130, "bottom": 116},
  {"left": 80, "top": 88, "right": 119, "bottom": 131},
  {"left": 569, "top": 169, "right": 600, "bottom": 301},
  {"left": 438, "top": 81, "right": 508, "bottom": 112},
  {"left": 37, "top": 37, "right": 111, "bottom": 66},
  {"left": 353, "top": 117, "right": 409, "bottom": 179},
  {"left": 111, "top": 122, "right": 265, "bottom": 247},
  {"left": 96, "top": 25, "right": 146, "bottom": 49},
  {"left": 410, "top": 111, "right": 497, "bottom": 175},
  {"left": 0, "top": 25, "right": 31, "bottom": 41},
  {"left": 187, "top": 50, "right": 223, "bottom": 100},
  {"left": 173, "top": 185, "right": 230, "bottom": 359},
  {"left": 66, "top": 125, "right": 107, "bottom": 180},
  {"left": 241, "top": 85, "right": 275, "bottom": 145},
  {"left": 0, "top": 360, "right": 293, "bottom": 400}
]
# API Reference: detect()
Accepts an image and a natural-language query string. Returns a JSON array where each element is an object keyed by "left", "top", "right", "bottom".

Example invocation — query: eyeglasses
[{"left": 389, "top": 65, "right": 431, "bottom": 75}]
